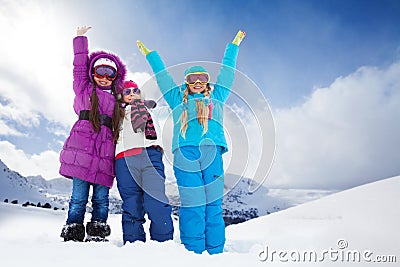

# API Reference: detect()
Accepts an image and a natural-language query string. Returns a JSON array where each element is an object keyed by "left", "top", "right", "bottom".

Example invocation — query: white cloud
[
  {"left": 126, "top": 72, "right": 153, "bottom": 88},
  {"left": 0, "top": 120, "right": 25, "bottom": 136},
  {"left": 0, "top": 141, "right": 60, "bottom": 180},
  {"left": 0, "top": 100, "right": 40, "bottom": 128},
  {"left": 219, "top": 69, "right": 276, "bottom": 191},
  {"left": 125, "top": 71, "right": 164, "bottom": 101},
  {"left": 0, "top": 2, "right": 166, "bottom": 131},
  {"left": 0, "top": 1, "right": 78, "bottom": 128},
  {"left": 45, "top": 125, "right": 69, "bottom": 138},
  {"left": 268, "top": 62, "right": 400, "bottom": 189}
]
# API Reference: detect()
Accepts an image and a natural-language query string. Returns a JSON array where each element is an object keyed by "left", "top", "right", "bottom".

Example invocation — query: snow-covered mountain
[
  {"left": 0, "top": 159, "right": 120, "bottom": 212},
  {"left": 0, "top": 175, "right": 398, "bottom": 266},
  {"left": 159, "top": 173, "right": 334, "bottom": 225},
  {"left": 1, "top": 158, "right": 334, "bottom": 224},
  {"left": 26, "top": 175, "right": 72, "bottom": 195},
  {"left": 0, "top": 159, "right": 55, "bottom": 205}
]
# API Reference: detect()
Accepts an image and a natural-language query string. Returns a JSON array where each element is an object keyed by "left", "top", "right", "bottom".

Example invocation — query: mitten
[
  {"left": 137, "top": 40, "right": 152, "bottom": 56},
  {"left": 144, "top": 99, "right": 157, "bottom": 109},
  {"left": 232, "top": 30, "right": 246, "bottom": 46}
]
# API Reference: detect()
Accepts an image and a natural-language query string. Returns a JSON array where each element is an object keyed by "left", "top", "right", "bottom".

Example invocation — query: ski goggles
[
  {"left": 123, "top": 87, "right": 141, "bottom": 96},
  {"left": 185, "top": 72, "right": 210, "bottom": 85},
  {"left": 93, "top": 65, "right": 117, "bottom": 81}
]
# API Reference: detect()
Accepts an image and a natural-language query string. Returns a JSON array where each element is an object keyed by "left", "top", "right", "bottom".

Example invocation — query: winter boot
[
  {"left": 85, "top": 221, "right": 111, "bottom": 242},
  {"left": 60, "top": 223, "right": 85, "bottom": 242}
]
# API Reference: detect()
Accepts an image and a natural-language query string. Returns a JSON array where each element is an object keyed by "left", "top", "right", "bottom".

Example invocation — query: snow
[
  {"left": 0, "top": 159, "right": 50, "bottom": 204},
  {"left": 0, "top": 175, "right": 399, "bottom": 266}
]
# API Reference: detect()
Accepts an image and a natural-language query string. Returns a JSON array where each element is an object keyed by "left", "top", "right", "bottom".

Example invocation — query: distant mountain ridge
[
  {"left": 0, "top": 158, "right": 334, "bottom": 225},
  {"left": 0, "top": 159, "right": 51, "bottom": 204},
  {"left": 26, "top": 175, "right": 72, "bottom": 194}
]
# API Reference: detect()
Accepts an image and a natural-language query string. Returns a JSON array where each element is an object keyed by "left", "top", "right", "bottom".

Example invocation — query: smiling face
[
  {"left": 185, "top": 71, "right": 210, "bottom": 94},
  {"left": 93, "top": 76, "right": 113, "bottom": 87},
  {"left": 188, "top": 82, "right": 208, "bottom": 94}
]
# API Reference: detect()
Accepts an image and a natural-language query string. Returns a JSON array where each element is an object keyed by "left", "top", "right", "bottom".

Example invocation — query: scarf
[{"left": 129, "top": 99, "right": 157, "bottom": 140}]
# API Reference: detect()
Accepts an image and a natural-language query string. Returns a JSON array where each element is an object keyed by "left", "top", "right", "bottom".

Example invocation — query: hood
[{"left": 88, "top": 50, "right": 127, "bottom": 91}]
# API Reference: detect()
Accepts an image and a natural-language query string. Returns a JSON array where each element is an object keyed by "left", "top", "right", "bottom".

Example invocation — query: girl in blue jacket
[{"left": 137, "top": 30, "right": 245, "bottom": 254}]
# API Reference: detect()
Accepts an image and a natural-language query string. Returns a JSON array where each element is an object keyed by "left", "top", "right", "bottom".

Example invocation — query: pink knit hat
[{"left": 123, "top": 80, "right": 138, "bottom": 89}]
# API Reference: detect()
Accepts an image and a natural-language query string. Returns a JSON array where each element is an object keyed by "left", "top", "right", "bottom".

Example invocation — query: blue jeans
[
  {"left": 66, "top": 177, "right": 110, "bottom": 224},
  {"left": 173, "top": 145, "right": 225, "bottom": 254}
]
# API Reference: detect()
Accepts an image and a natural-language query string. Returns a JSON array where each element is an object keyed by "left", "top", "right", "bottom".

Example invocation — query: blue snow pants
[
  {"left": 115, "top": 146, "right": 174, "bottom": 244},
  {"left": 173, "top": 145, "right": 225, "bottom": 254}
]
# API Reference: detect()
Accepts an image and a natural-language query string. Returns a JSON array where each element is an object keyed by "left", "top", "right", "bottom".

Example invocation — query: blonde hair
[{"left": 179, "top": 85, "right": 211, "bottom": 138}]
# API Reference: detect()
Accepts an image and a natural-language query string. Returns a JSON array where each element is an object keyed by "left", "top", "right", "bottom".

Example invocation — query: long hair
[
  {"left": 89, "top": 83, "right": 125, "bottom": 144},
  {"left": 111, "top": 87, "right": 125, "bottom": 144},
  {"left": 89, "top": 83, "right": 101, "bottom": 132},
  {"left": 179, "top": 84, "right": 211, "bottom": 138}
]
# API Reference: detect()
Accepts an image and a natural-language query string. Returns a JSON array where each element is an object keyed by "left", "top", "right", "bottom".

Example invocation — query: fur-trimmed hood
[{"left": 88, "top": 50, "right": 127, "bottom": 91}]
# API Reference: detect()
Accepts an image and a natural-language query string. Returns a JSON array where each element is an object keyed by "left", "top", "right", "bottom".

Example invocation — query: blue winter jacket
[{"left": 146, "top": 43, "right": 239, "bottom": 154}]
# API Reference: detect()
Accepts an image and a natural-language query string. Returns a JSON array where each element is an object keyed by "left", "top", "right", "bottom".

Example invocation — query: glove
[
  {"left": 144, "top": 99, "right": 157, "bottom": 109},
  {"left": 232, "top": 30, "right": 246, "bottom": 46},
  {"left": 137, "top": 40, "right": 152, "bottom": 56}
]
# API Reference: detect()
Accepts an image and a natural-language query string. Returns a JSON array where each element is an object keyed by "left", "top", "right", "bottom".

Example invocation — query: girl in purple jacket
[{"left": 59, "top": 26, "right": 126, "bottom": 242}]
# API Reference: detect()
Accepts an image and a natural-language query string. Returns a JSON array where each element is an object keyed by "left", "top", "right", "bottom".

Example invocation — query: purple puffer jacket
[{"left": 59, "top": 36, "right": 126, "bottom": 188}]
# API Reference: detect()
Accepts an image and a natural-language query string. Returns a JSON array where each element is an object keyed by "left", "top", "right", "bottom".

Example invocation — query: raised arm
[
  {"left": 213, "top": 30, "right": 246, "bottom": 103},
  {"left": 137, "top": 41, "right": 181, "bottom": 109},
  {"left": 72, "top": 26, "right": 92, "bottom": 95}
]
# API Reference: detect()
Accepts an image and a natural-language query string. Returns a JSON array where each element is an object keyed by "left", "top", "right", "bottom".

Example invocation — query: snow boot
[
  {"left": 85, "top": 221, "right": 111, "bottom": 242},
  {"left": 60, "top": 223, "right": 85, "bottom": 242}
]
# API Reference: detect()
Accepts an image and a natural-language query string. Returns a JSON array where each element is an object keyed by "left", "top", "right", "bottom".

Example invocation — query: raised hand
[
  {"left": 137, "top": 40, "right": 152, "bottom": 56},
  {"left": 232, "top": 30, "right": 246, "bottom": 46},
  {"left": 77, "top": 26, "right": 92, "bottom": 36}
]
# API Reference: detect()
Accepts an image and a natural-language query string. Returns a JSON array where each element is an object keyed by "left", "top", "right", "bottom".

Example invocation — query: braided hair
[{"left": 179, "top": 84, "right": 211, "bottom": 138}]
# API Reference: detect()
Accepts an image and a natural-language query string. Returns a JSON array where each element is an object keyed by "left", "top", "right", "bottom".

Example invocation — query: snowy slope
[
  {"left": 0, "top": 159, "right": 50, "bottom": 204},
  {"left": 226, "top": 175, "right": 400, "bottom": 265},
  {"left": 0, "top": 175, "right": 398, "bottom": 266}
]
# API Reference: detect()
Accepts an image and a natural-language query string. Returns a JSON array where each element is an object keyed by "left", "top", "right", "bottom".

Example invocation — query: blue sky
[
  {"left": 64, "top": 0, "right": 400, "bottom": 108},
  {"left": 0, "top": 0, "right": 399, "bottom": 189}
]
